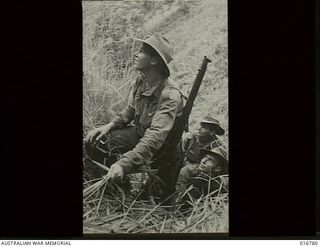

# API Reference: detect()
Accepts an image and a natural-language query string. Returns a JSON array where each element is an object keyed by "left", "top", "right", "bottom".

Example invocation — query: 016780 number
[{"left": 300, "top": 241, "right": 318, "bottom": 246}]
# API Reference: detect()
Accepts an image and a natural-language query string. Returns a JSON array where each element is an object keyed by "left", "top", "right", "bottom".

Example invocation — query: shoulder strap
[{"left": 165, "top": 78, "right": 187, "bottom": 100}]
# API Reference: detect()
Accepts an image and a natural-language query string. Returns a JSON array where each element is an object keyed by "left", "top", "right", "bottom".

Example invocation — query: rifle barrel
[
  {"left": 170, "top": 56, "right": 211, "bottom": 146},
  {"left": 181, "top": 56, "right": 211, "bottom": 121}
]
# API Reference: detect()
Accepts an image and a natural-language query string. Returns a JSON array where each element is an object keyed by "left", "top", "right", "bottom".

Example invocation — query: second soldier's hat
[{"left": 200, "top": 115, "right": 225, "bottom": 136}]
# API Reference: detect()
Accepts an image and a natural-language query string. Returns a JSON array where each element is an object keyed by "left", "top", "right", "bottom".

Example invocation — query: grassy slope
[
  {"left": 128, "top": 0, "right": 228, "bottom": 141},
  {"left": 83, "top": 0, "right": 228, "bottom": 234},
  {"left": 168, "top": 0, "right": 228, "bottom": 143}
]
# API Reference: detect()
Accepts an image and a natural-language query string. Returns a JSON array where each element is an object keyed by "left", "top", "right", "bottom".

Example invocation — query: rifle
[
  {"left": 146, "top": 56, "right": 211, "bottom": 200},
  {"left": 150, "top": 56, "right": 211, "bottom": 168},
  {"left": 166, "top": 56, "right": 212, "bottom": 147}
]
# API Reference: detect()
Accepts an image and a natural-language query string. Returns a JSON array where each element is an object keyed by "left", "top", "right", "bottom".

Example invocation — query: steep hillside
[
  {"left": 82, "top": 0, "right": 229, "bottom": 233},
  {"left": 166, "top": 0, "right": 228, "bottom": 143},
  {"left": 83, "top": 0, "right": 228, "bottom": 146}
]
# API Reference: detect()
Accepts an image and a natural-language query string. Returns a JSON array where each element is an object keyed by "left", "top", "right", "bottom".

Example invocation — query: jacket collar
[{"left": 140, "top": 77, "right": 168, "bottom": 97}]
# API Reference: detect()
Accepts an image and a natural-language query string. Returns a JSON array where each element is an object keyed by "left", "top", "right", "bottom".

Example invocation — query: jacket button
[{"left": 148, "top": 113, "right": 153, "bottom": 117}]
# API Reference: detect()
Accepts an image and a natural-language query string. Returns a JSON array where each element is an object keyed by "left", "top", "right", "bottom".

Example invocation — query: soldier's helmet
[{"left": 200, "top": 115, "right": 225, "bottom": 136}]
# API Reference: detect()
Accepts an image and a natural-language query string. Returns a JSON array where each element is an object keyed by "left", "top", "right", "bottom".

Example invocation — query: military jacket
[{"left": 111, "top": 74, "right": 185, "bottom": 173}]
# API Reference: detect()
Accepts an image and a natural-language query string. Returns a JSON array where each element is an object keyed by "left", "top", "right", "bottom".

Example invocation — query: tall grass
[
  {"left": 83, "top": 0, "right": 229, "bottom": 233},
  {"left": 83, "top": 174, "right": 228, "bottom": 233}
]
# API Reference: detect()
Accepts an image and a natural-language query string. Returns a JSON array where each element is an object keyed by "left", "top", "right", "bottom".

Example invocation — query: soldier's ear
[
  {"left": 214, "top": 166, "right": 222, "bottom": 173},
  {"left": 150, "top": 57, "right": 159, "bottom": 66}
]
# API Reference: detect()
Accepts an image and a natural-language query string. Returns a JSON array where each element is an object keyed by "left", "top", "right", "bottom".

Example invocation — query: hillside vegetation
[{"left": 83, "top": 0, "right": 228, "bottom": 233}]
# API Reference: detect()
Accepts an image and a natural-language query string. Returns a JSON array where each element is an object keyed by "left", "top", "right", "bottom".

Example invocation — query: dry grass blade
[
  {"left": 180, "top": 184, "right": 194, "bottom": 199},
  {"left": 83, "top": 176, "right": 109, "bottom": 200},
  {"left": 83, "top": 179, "right": 103, "bottom": 195},
  {"left": 100, "top": 213, "right": 127, "bottom": 226},
  {"left": 113, "top": 194, "right": 140, "bottom": 232},
  {"left": 94, "top": 180, "right": 108, "bottom": 218},
  {"left": 188, "top": 195, "right": 203, "bottom": 219},
  {"left": 84, "top": 177, "right": 103, "bottom": 186},
  {"left": 113, "top": 183, "right": 126, "bottom": 204},
  {"left": 83, "top": 222, "right": 113, "bottom": 233},
  {"left": 83, "top": 185, "right": 102, "bottom": 200},
  {"left": 83, "top": 207, "right": 96, "bottom": 219},
  {"left": 160, "top": 214, "right": 168, "bottom": 233},
  {"left": 133, "top": 222, "right": 164, "bottom": 234},
  {"left": 90, "top": 159, "right": 110, "bottom": 172},
  {"left": 137, "top": 202, "right": 162, "bottom": 225},
  {"left": 84, "top": 198, "right": 100, "bottom": 204},
  {"left": 179, "top": 204, "right": 219, "bottom": 233}
]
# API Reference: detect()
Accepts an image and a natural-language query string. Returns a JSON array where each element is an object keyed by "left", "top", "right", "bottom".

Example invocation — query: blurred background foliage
[{"left": 83, "top": 0, "right": 228, "bottom": 145}]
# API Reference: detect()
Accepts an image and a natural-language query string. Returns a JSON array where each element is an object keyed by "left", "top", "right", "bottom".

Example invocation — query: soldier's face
[
  {"left": 134, "top": 46, "right": 152, "bottom": 72},
  {"left": 198, "top": 123, "right": 218, "bottom": 136},
  {"left": 198, "top": 123, "right": 211, "bottom": 136},
  {"left": 198, "top": 154, "right": 218, "bottom": 173}
]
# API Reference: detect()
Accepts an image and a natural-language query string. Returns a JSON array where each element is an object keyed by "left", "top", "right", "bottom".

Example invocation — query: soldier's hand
[
  {"left": 106, "top": 162, "right": 124, "bottom": 181},
  {"left": 95, "top": 123, "right": 115, "bottom": 142},
  {"left": 83, "top": 123, "right": 115, "bottom": 145},
  {"left": 83, "top": 128, "right": 102, "bottom": 144}
]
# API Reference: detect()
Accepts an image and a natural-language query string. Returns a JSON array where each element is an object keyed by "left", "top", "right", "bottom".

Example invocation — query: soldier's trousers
[{"left": 84, "top": 126, "right": 181, "bottom": 201}]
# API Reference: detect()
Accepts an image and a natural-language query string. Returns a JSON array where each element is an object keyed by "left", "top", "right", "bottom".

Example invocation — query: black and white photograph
[
  {"left": 1, "top": 0, "right": 317, "bottom": 240},
  {"left": 83, "top": 0, "right": 228, "bottom": 234}
]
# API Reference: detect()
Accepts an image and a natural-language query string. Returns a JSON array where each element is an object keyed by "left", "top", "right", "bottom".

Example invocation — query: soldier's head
[
  {"left": 198, "top": 115, "right": 225, "bottom": 137},
  {"left": 198, "top": 148, "right": 228, "bottom": 175},
  {"left": 134, "top": 33, "right": 173, "bottom": 77}
]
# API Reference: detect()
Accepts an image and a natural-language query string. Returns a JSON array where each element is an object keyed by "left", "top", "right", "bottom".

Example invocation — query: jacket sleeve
[
  {"left": 175, "top": 165, "right": 194, "bottom": 191},
  {"left": 111, "top": 82, "right": 135, "bottom": 129},
  {"left": 117, "top": 87, "right": 183, "bottom": 174},
  {"left": 182, "top": 132, "right": 192, "bottom": 152}
]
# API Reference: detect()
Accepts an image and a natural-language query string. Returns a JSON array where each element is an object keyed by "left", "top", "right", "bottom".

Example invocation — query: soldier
[
  {"left": 182, "top": 115, "right": 226, "bottom": 166},
  {"left": 83, "top": 33, "right": 185, "bottom": 200},
  {"left": 176, "top": 147, "right": 228, "bottom": 199}
]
